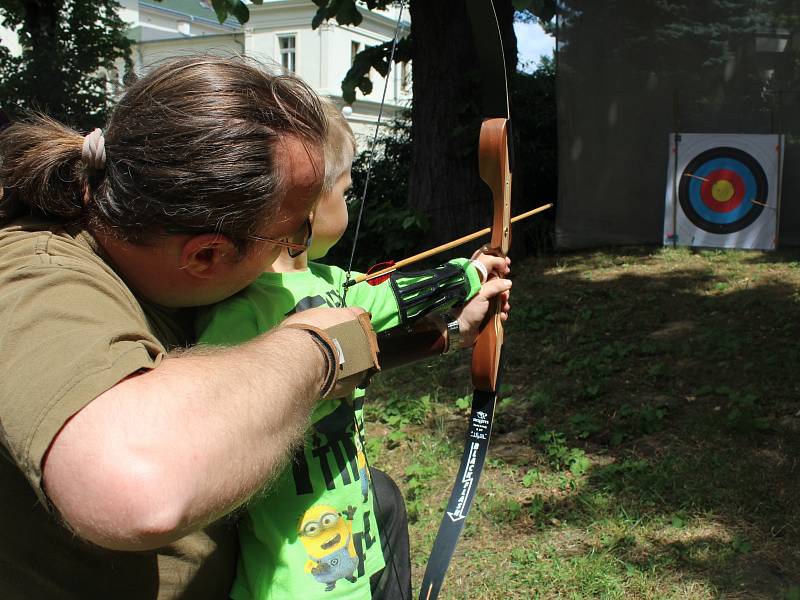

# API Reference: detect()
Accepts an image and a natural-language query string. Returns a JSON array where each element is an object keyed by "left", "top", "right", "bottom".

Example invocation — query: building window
[{"left": 278, "top": 35, "right": 296, "bottom": 72}]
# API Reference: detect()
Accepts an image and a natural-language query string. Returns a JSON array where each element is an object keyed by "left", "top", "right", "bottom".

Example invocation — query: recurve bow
[{"left": 416, "top": 0, "right": 514, "bottom": 598}]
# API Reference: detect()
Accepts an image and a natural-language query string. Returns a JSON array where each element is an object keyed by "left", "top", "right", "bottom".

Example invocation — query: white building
[
  {"left": 0, "top": 19, "right": 21, "bottom": 56},
  {"left": 120, "top": 0, "right": 411, "bottom": 136}
]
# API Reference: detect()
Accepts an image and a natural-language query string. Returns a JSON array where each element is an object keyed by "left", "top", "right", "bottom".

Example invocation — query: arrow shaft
[{"left": 349, "top": 202, "right": 553, "bottom": 286}]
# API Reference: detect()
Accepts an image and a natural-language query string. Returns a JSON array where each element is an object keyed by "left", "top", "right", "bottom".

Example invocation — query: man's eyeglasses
[
  {"left": 246, "top": 216, "right": 313, "bottom": 258},
  {"left": 164, "top": 216, "right": 313, "bottom": 258}
]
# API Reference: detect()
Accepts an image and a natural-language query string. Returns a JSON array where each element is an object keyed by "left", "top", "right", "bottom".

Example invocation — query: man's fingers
[
  {"left": 500, "top": 293, "right": 511, "bottom": 321},
  {"left": 484, "top": 256, "right": 510, "bottom": 276}
]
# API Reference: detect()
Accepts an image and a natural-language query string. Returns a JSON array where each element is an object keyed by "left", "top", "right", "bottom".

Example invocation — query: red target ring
[{"left": 699, "top": 169, "right": 745, "bottom": 214}]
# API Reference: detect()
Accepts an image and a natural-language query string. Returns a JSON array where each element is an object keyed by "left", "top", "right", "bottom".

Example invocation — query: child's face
[{"left": 308, "top": 170, "right": 352, "bottom": 260}]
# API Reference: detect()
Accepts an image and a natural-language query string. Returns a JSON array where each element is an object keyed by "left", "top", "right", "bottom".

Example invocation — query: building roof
[{"left": 141, "top": 0, "right": 240, "bottom": 29}]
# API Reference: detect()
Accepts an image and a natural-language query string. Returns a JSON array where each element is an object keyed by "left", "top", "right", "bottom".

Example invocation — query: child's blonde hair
[{"left": 321, "top": 99, "right": 357, "bottom": 194}]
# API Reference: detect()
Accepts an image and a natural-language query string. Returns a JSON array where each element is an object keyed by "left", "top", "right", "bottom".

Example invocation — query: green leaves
[
  {"left": 454, "top": 394, "right": 472, "bottom": 411},
  {"left": 340, "top": 37, "right": 411, "bottom": 104},
  {"left": 310, "top": 0, "right": 373, "bottom": 29},
  {"left": 0, "top": 0, "right": 133, "bottom": 129},
  {"left": 311, "top": 0, "right": 398, "bottom": 29},
  {"left": 610, "top": 404, "right": 669, "bottom": 446},
  {"left": 725, "top": 391, "right": 770, "bottom": 433},
  {"left": 210, "top": 0, "right": 254, "bottom": 24},
  {"left": 535, "top": 429, "right": 591, "bottom": 476},
  {"left": 513, "top": 0, "right": 557, "bottom": 22}
]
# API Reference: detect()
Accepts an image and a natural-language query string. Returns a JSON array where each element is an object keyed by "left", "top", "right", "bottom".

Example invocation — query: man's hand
[{"left": 282, "top": 305, "right": 366, "bottom": 330}]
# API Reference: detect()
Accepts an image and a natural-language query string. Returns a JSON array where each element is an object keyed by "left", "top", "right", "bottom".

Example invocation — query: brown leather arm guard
[{"left": 285, "top": 312, "right": 381, "bottom": 398}]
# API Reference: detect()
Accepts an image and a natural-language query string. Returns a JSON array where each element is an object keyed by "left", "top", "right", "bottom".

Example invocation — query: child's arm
[
  {"left": 387, "top": 257, "right": 482, "bottom": 326},
  {"left": 348, "top": 246, "right": 510, "bottom": 332},
  {"left": 373, "top": 275, "right": 512, "bottom": 370},
  {"left": 346, "top": 257, "right": 482, "bottom": 332}
]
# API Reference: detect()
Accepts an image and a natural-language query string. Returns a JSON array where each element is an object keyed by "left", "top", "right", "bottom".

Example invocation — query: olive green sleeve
[{"left": 0, "top": 265, "right": 164, "bottom": 504}]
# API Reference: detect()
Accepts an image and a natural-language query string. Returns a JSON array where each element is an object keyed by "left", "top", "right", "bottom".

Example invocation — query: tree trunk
[
  {"left": 22, "top": 0, "right": 64, "bottom": 115},
  {"left": 409, "top": 0, "right": 517, "bottom": 248}
]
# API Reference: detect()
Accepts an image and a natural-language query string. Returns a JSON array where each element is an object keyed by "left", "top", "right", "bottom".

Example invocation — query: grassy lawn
[{"left": 366, "top": 246, "right": 800, "bottom": 600}]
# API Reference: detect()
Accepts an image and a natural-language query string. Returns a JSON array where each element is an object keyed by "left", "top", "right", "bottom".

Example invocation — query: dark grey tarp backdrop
[{"left": 554, "top": 1, "right": 800, "bottom": 249}]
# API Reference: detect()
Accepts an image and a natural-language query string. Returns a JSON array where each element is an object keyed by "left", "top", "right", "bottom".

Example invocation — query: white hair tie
[{"left": 81, "top": 128, "right": 106, "bottom": 170}]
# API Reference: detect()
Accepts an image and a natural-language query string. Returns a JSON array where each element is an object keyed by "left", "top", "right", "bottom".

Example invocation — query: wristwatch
[{"left": 443, "top": 314, "right": 461, "bottom": 354}]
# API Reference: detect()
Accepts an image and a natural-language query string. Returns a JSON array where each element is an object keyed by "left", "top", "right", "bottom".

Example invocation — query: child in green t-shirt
[{"left": 196, "top": 102, "right": 511, "bottom": 600}]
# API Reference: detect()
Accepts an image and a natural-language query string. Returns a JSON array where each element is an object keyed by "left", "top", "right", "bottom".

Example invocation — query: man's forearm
[{"left": 43, "top": 326, "right": 325, "bottom": 551}]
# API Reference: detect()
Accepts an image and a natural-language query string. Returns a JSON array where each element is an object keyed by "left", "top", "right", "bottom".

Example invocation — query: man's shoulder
[
  {"left": 0, "top": 217, "right": 178, "bottom": 341},
  {"left": 0, "top": 216, "right": 111, "bottom": 275}
]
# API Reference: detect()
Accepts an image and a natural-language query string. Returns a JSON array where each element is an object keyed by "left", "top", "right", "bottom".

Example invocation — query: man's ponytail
[{"left": 0, "top": 115, "right": 93, "bottom": 224}]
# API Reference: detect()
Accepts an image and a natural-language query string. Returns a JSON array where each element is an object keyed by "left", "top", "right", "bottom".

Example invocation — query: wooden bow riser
[{"left": 471, "top": 117, "right": 512, "bottom": 393}]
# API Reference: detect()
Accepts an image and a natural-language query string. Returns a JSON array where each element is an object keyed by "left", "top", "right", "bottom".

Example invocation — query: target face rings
[{"left": 678, "top": 147, "right": 768, "bottom": 234}]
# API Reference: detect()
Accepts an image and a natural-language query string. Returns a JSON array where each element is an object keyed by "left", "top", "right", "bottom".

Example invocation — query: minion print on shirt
[{"left": 299, "top": 505, "right": 360, "bottom": 591}]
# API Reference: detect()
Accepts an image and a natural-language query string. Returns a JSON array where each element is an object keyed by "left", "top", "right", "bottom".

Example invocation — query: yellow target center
[{"left": 711, "top": 180, "right": 735, "bottom": 203}]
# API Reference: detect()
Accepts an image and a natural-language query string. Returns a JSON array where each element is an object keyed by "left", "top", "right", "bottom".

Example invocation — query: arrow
[
  {"left": 344, "top": 202, "right": 553, "bottom": 287},
  {"left": 750, "top": 199, "right": 775, "bottom": 210},
  {"left": 684, "top": 173, "right": 710, "bottom": 182}
]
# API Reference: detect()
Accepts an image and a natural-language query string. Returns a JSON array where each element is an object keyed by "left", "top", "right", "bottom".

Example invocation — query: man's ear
[{"left": 179, "top": 234, "right": 238, "bottom": 279}]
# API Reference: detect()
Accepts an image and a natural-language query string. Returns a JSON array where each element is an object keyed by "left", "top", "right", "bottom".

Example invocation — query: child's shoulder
[{"left": 308, "top": 261, "right": 350, "bottom": 284}]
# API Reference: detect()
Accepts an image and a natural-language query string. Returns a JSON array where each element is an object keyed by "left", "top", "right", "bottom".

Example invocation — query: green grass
[{"left": 365, "top": 246, "right": 800, "bottom": 599}]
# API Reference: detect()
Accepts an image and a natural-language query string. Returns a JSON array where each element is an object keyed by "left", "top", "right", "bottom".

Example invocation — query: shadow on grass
[
  {"left": 505, "top": 248, "right": 800, "bottom": 597},
  {"left": 378, "top": 246, "right": 800, "bottom": 598}
]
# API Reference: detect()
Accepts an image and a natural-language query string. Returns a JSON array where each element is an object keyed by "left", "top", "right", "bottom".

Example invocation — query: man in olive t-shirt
[
  {"left": 0, "top": 146, "right": 374, "bottom": 598},
  {"left": 0, "top": 57, "right": 387, "bottom": 600},
  {"left": 0, "top": 218, "right": 238, "bottom": 597}
]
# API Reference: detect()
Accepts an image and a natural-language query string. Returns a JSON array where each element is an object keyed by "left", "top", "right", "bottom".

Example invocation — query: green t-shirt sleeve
[{"left": 344, "top": 274, "right": 402, "bottom": 332}]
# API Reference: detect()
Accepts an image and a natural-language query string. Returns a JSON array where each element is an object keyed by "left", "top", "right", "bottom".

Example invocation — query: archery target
[{"left": 663, "top": 134, "right": 783, "bottom": 250}]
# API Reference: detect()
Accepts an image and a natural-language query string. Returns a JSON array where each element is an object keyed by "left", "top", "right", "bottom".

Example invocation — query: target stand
[{"left": 663, "top": 133, "right": 784, "bottom": 250}]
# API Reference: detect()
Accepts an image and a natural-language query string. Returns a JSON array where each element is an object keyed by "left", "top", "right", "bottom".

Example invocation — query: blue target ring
[{"left": 679, "top": 147, "right": 767, "bottom": 234}]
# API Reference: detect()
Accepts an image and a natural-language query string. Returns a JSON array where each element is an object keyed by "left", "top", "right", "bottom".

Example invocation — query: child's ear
[{"left": 179, "top": 234, "right": 238, "bottom": 279}]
